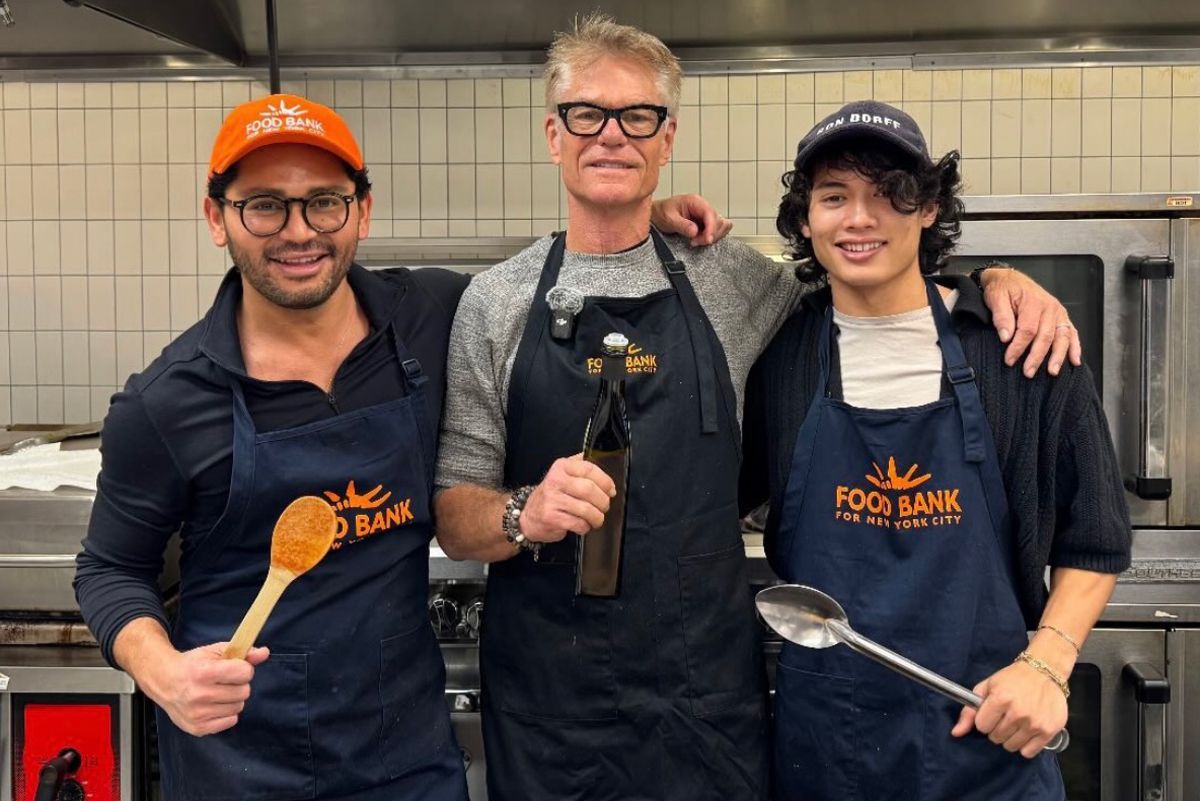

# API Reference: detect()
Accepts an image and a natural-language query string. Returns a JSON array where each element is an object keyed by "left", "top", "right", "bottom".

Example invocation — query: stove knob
[
  {"left": 34, "top": 748, "right": 81, "bottom": 801},
  {"left": 456, "top": 597, "right": 484, "bottom": 640},
  {"left": 57, "top": 779, "right": 85, "bottom": 801},
  {"left": 428, "top": 594, "right": 460, "bottom": 638}
]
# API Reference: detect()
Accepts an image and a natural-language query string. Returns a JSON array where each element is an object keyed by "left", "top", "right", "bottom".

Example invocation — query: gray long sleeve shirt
[{"left": 435, "top": 232, "right": 809, "bottom": 491}]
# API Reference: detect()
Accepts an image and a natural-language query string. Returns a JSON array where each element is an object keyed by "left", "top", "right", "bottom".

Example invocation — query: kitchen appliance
[
  {"left": 944, "top": 193, "right": 1200, "bottom": 532},
  {"left": 0, "top": 647, "right": 141, "bottom": 801},
  {"left": 0, "top": 439, "right": 166, "bottom": 801}
]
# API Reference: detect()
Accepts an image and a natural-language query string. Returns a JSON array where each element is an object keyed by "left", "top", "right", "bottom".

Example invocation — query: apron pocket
[
  {"left": 164, "top": 653, "right": 315, "bottom": 801},
  {"left": 486, "top": 566, "right": 618, "bottom": 721},
  {"left": 774, "top": 663, "right": 857, "bottom": 801},
  {"left": 380, "top": 622, "right": 454, "bottom": 778},
  {"left": 678, "top": 543, "right": 761, "bottom": 717}
]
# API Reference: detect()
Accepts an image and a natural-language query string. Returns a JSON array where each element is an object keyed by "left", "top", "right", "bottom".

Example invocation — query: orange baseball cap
[{"left": 207, "top": 93, "right": 364, "bottom": 178}]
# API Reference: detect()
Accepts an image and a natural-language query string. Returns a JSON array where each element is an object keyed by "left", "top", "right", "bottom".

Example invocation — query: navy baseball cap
[{"left": 793, "top": 100, "right": 932, "bottom": 174}]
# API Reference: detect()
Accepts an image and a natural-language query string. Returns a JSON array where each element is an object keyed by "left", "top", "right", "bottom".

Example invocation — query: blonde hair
[{"left": 543, "top": 12, "right": 683, "bottom": 115}]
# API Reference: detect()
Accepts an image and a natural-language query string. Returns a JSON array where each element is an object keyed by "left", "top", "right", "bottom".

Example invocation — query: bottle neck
[{"left": 600, "top": 352, "right": 627, "bottom": 384}]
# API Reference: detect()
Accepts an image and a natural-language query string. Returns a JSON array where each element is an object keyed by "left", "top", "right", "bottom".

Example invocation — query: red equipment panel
[{"left": 13, "top": 699, "right": 118, "bottom": 801}]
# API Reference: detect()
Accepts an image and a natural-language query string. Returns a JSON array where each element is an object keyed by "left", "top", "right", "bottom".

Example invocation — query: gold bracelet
[
  {"left": 1015, "top": 651, "right": 1070, "bottom": 698},
  {"left": 1037, "top": 623, "right": 1081, "bottom": 654}
]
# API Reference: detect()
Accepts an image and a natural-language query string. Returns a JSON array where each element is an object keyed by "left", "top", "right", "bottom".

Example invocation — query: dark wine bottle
[{"left": 577, "top": 332, "right": 631, "bottom": 598}]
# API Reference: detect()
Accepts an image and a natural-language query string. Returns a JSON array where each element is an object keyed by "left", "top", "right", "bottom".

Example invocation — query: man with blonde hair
[{"left": 433, "top": 14, "right": 1076, "bottom": 801}]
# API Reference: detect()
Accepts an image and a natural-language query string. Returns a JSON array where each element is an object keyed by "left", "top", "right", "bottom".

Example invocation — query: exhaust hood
[{"left": 0, "top": 0, "right": 1198, "bottom": 73}]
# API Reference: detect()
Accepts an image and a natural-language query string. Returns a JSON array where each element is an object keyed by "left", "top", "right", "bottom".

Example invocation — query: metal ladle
[{"left": 755, "top": 584, "right": 1069, "bottom": 754}]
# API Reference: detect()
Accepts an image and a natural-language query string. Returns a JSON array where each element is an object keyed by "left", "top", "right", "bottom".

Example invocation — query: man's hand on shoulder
[
  {"left": 978, "top": 267, "right": 1083, "bottom": 377},
  {"left": 651, "top": 194, "right": 734, "bottom": 246}
]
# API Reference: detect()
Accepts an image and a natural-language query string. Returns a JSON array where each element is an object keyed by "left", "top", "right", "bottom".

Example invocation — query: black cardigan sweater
[{"left": 739, "top": 275, "right": 1132, "bottom": 628}]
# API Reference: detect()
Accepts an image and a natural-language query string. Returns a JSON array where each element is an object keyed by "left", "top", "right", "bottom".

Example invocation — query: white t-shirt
[{"left": 832, "top": 290, "right": 960, "bottom": 409}]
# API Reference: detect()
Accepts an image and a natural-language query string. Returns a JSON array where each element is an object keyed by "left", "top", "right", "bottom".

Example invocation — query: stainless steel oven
[{"left": 946, "top": 193, "right": 1200, "bottom": 531}]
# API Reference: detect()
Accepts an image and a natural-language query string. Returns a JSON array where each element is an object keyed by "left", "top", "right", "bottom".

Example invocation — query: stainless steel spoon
[{"left": 756, "top": 583, "right": 1069, "bottom": 754}]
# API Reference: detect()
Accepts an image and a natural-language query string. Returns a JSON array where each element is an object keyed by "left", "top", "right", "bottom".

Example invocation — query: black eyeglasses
[
  {"left": 556, "top": 102, "right": 669, "bottom": 139},
  {"left": 220, "top": 192, "right": 357, "bottom": 237}
]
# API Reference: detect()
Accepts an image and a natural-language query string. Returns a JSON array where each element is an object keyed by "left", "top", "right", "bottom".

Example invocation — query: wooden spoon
[{"left": 225, "top": 496, "right": 337, "bottom": 659}]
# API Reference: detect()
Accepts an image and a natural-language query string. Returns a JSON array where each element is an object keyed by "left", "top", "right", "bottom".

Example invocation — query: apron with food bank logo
[
  {"left": 157, "top": 322, "right": 467, "bottom": 801},
  {"left": 480, "top": 229, "right": 769, "bottom": 801},
  {"left": 770, "top": 281, "right": 1063, "bottom": 801}
]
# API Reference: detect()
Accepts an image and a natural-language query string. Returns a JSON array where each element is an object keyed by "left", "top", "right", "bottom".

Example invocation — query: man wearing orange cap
[
  {"left": 74, "top": 92, "right": 722, "bottom": 801},
  {"left": 73, "top": 93, "right": 473, "bottom": 801}
]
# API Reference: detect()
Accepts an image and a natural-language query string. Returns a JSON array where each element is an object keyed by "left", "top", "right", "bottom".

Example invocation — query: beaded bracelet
[
  {"left": 502, "top": 485, "right": 541, "bottom": 561},
  {"left": 1037, "top": 623, "right": 1081, "bottom": 654},
  {"left": 1015, "top": 651, "right": 1070, "bottom": 698}
]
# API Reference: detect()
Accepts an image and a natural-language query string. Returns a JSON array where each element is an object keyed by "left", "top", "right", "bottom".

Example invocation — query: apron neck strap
[
  {"left": 387, "top": 321, "right": 428, "bottom": 390},
  {"left": 531, "top": 232, "right": 569, "bottom": 315},
  {"left": 503, "top": 233, "right": 567, "bottom": 480},
  {"left": 648, "top": 227, "right": 723, "bottom": 436},
  {"left": 816, "top": 303, "right": 835, "bottom": 400},
  {"left": 926, "top": 279, "right": 988, "bottom": 464}
]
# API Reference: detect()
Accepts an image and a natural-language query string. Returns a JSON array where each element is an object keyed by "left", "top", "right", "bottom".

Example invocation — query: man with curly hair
[{"left": 740, "top": 101, "right": 1131, "bottom": 801}]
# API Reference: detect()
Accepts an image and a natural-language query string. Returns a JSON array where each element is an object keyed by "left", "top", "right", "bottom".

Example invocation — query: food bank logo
[
  {"left": 834, "top": 456, "right": 962, "bottom": 530},
  {"left": 260, "top": 100, "right": 306, "bottom": 118},
  {"left": 244, "top": 100, "right": 326, "bottom": 140},
  {"left": 586, "top": 342, "right": 659, "bottom": 375},
  {"left": 322, "top": 480, "right": 413, "bottom": 549}
]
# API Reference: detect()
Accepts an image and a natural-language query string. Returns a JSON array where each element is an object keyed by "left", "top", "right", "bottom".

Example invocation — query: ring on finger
[{"left": 1054, "top": 322, "right": 1073, "bottom": 330}]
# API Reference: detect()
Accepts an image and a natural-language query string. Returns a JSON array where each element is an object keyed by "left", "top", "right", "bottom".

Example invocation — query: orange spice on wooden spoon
[{"left": 225, "top": 495, "right": 338, "bottom": 659}]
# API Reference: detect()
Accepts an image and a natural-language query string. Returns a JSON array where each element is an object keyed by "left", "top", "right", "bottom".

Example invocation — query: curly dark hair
[
  {"left": 776, "top": 137, "right": 964, "bottom": 283},
  {"left": 206, "top": 161, "right": 372, "bottom": 201}
]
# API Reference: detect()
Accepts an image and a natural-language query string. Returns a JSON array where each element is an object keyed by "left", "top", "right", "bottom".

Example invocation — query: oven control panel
[{"left": 12, "top": 696, "right": 119, "bottom": 801}]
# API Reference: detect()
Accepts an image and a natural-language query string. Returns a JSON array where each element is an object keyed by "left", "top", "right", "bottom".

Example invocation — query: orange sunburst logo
[
  {"left": 323, "top": 480, "right": 392, "bottom": 511},
  {"left": 865, "top": 456, "right": 932, "bottom": 491}
]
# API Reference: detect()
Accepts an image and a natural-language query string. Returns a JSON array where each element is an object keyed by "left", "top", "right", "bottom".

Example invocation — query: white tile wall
[{"left": 2, "top": 66, "right": 1200, "bottom": 423}]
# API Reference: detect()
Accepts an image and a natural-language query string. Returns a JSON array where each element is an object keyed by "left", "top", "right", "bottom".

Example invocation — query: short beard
[{"left": 229, "top": 238, "right": 353, "bottom": 310}]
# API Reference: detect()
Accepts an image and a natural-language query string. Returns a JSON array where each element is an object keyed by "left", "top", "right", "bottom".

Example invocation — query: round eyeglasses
[
  {"left": 221, "top": 192, "right": 357, "bottom": 237},
  {"left": 556, "top": 102, "right": 669, "bottom": 139}
]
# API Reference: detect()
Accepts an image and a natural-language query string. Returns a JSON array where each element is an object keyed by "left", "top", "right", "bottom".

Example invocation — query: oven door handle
[
  {"left": 1123, "top": 256, "right": 1173, "bottom": 501},
  {"left": 0, "top": 554, "right": 78, "bottom": 567},
  {"left": 1122, "top": 661, "right": 1170, "bottom": 801}
]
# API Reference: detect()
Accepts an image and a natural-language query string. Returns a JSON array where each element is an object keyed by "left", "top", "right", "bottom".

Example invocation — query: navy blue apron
[
  {"left": 157, "top": 323, "right": 467, "bottom": 801},
  {"left": 770, "top": 281, "right": 1064, "bottom": 801},
  {"left": 480, "top": 230, "right": 768, "bottom": 801}
]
